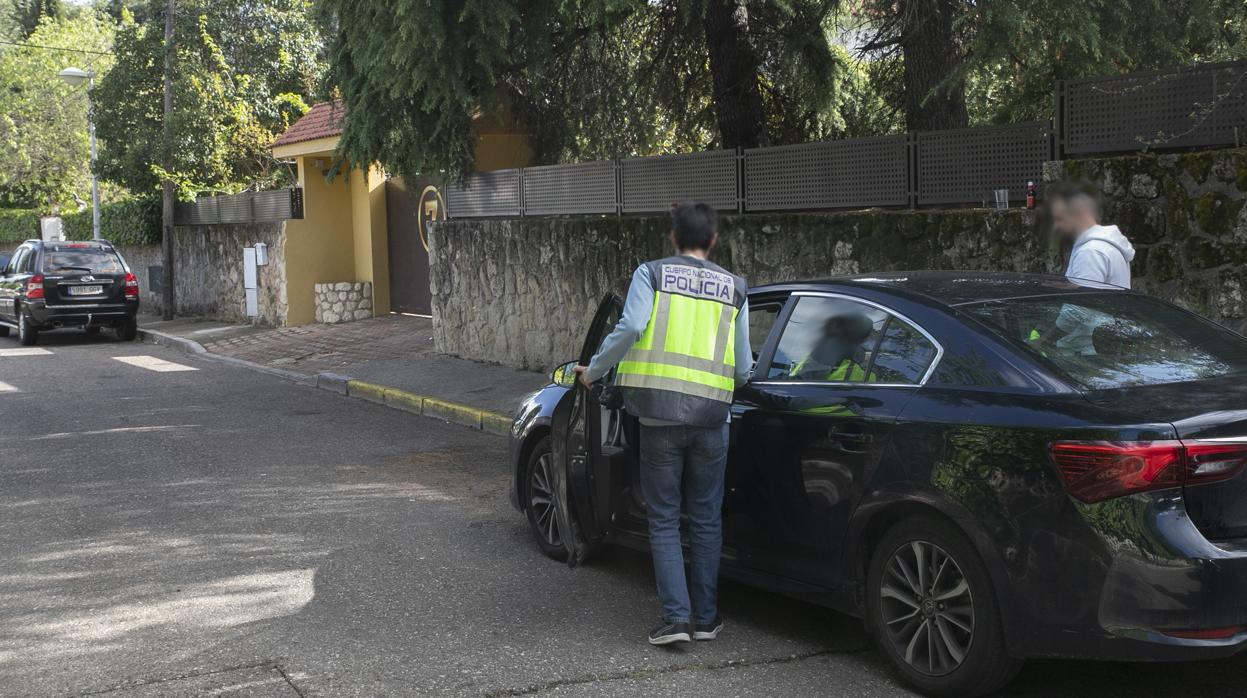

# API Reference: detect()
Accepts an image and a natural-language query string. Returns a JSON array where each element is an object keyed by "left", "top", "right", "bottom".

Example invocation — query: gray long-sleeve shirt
[{"left": 586, "top": 259, "right": 750, "bottom": 424}]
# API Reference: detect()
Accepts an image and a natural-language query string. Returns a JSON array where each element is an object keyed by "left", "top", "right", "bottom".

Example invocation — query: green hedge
[
  {"left": 63, "top": 198, "right": 162, "bottom": 246},
  {"left": 0, "top": 208, "right": 41, "bottom": 244}
]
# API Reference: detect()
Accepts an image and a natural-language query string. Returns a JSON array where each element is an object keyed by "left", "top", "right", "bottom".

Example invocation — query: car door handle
[{"left": 828, "top": 428, "right": 873, "bottom": 445}]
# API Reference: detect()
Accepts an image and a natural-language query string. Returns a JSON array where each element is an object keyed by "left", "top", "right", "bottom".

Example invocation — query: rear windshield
[
  {"left": 42, "top": 248, "right": 123, "bottom": 275},
  {"left": 962, "top": 293, "right": 1247, "bottom": 389}
]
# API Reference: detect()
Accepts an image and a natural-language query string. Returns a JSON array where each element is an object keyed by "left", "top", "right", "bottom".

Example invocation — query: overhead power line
[{"left": 0, "top": 39, "right": 113, "bottom": 56}]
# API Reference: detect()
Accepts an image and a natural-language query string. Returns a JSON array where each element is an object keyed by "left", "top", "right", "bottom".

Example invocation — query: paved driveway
[{"left": 3, "top": 330, "right": 1247, "bottom": 696}]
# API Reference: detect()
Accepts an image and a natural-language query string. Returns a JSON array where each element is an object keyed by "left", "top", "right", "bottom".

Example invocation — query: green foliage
[
  {"left": 320, "top": 0, "right": 859, "bottom": 178},
  {"left": 9, "top": 0, "right": 60, "bottom": 38},
  {"left": 61, "top": 197, "right": 161, "bottom": 245},
  {"left": 0, "top": 10, "right": 113, "bottom": 209},
  {"left": 93, "top": 0, "right": 323, "bottom": 199},
  {"left": 0, "top": 207, "right": 40, "bottom": 243}
]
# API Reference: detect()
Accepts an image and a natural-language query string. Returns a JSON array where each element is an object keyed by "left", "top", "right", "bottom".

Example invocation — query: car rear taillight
[
  {"left": 1050, "top": 440, "right": 1247, "bottom": 503},
  {"left": 26, "top": 275, "right": 44, "bottom": 299},
  {"left": 123, "top": 272, "right": 139, "bottom": 298},
  {"left": 1162, "top": 625, "right": 1247, "bottom": 640}
]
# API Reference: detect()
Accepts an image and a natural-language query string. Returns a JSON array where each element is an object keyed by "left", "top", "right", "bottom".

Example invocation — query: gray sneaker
[
  {"left": 693, "top": 617, "right": 724, "bottom": 640},
  {"left": 648, "top": 621, "right": 692, "bottom": 645}
]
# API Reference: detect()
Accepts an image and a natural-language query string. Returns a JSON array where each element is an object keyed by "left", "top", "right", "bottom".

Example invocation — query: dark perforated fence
[
  {"left": 439, "top": 60, "right": 1245, "bottom": 219},
  {"left": 174, "top": 188, "right": 304, "bottom": 225}
]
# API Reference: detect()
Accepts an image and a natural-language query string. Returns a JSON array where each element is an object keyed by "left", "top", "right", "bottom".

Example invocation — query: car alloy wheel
[
  {"left": 529, "top": 451, "right": 561, "bottom": 549},
  {"left": 879, "top": 540, "right": 974, "bottom": 677}
]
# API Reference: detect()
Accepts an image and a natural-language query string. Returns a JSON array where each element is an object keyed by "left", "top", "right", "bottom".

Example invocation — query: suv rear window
[
  {"left": 962, "top": 293, "right": 1247, "bottom": 389},
  {"left": 42, "top": 248, "right": 123, "bottom": 275}
]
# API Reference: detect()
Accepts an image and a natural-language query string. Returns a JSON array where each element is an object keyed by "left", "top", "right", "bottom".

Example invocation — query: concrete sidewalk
[{"left": 137, "top": 314, "right": 549, "bottom": 434}]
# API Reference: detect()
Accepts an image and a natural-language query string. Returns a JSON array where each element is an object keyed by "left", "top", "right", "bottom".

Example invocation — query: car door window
[
  {"left": 870, "top": 317, "right": 938, "bottom": 385},
  {"left": 747, "top": 302, "right": 782, "bottom": 361},
  {"left": 10, "top": 248, "right": 31, "bottom": 274},
  {"left": 767, "top": 296, "right": 888, "bottom": 382}
]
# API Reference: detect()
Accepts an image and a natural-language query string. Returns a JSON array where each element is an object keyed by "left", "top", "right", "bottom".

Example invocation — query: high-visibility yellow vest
[
  {"left": 615, "top": 256, "right": 747, "bottom": 427},
  {"left": 791, "top": 356, "right": 876, "bottom": 382}
]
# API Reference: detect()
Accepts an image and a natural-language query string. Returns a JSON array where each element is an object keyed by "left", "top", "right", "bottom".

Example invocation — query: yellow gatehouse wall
[{"left": 271, "top": 105, "right": 530, "bottom": 325}]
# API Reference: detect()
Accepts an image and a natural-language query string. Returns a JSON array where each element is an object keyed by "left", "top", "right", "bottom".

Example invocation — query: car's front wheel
[
  {"left": 17, "top": 308, "right": 38, "bottom": 346},
  {"left": 524, "top": 436, "right": 566, "bottom": 561},
  {"left": 866, "top": 515, "right": 1022, "bottom": 697}
]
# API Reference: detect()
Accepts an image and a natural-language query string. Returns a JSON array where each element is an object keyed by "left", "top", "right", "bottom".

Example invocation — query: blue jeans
[{"left": 639, "top": 422, "right": 730, "bottom": 625}]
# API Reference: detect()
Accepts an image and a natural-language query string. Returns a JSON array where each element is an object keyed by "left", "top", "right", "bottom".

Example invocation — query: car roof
[
  {"left": 750, "top": 270, "right": 1122, "bottom": 307},
  {"left": 26, "top": 239, "right": 114, "bottom": 250}
]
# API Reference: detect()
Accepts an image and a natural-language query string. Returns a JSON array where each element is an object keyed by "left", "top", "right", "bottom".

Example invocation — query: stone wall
[
  {"left": 171, "top": 223, "right": 287, "bottom": 326},
  {"left": 431, "top": 147, "right": 1247, "bottom": 371},
  {"left": 314, "top": 282, "right": 373, "bottom": 323}
]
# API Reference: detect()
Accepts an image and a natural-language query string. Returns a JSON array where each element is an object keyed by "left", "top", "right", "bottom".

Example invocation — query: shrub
[
  {"left": 63, "top": 198, "right": 162, "bottom": 245},
  {"left": 0, "top": 208, "right": 41, "bottom": 244}
]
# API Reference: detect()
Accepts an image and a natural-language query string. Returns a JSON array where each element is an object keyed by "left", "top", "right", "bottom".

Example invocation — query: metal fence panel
[
  {"left": 174, "top": 188, "right": 303, "bottom": 225},
  {"left": 744, "top": 136, "right": 909, "bottom": 211},
  {"left": 620, "top": 150, "right": 738, "bottom": 214},
  {"left": 523, "top": 160, "right": 617, "bottom": 215},
  {"left": 445, "top": 169, "right": 522, "bottom": 218},
  {"left": 1063, "top": 61, "right": 1247, "bottom": 155},
  {"left": 917, "top": 122, "right": 1051, "bottom": 206}
]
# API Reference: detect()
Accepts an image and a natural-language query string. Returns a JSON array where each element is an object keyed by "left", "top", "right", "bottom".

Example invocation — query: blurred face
[{"left": 1050, "top": 198, "right": 1093, "bottom": 240}]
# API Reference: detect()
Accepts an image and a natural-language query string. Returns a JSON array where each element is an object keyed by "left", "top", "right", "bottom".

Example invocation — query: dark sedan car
[
  {"left": 509, "top": 271, "right": 1247, "bottom": 696},
  {"left": 0, "top": 239, "right": 140, "bottom": 345}
]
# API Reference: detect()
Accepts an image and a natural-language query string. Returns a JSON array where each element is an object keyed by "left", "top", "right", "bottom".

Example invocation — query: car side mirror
[{"left": 551, "top": 360, "right": 578, "bottom": 388}]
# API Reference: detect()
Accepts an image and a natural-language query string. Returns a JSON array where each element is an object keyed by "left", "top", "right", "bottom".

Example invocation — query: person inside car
[{"left": 791, "top": 313, "right": 877, "bottom": 382}]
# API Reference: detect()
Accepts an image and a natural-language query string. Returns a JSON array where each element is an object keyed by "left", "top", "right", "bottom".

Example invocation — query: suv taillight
[
  {"left": 26, "top": 275, "right": 44, "bottom": 299},
  {"left": 1051, "top": 440, "right": 1247, "bottom": 503},
  {"left": 123, "top": 272, "right": 139, "bottom": 298}
]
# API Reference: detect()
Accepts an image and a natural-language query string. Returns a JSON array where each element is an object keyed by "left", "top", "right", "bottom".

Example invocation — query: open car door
[{"left": 551, "top": 293, "right": 626, "bottom": 566}]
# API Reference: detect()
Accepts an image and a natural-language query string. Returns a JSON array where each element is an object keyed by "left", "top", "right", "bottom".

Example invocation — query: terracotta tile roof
[{"left": 271, "top": 101, "right": 345, "bottom": 148}]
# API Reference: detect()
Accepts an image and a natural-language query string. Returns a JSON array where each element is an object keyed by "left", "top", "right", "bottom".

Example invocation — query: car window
[
  {"left": 767, "top": 296, "right": 888, "bottom": 382},
  {"left": 42, "top": 248, "right": 123, "bottom": 275},
  {"left": 747, "top": 302, "right": 782, "bottom": 360},
  {"left": 871, "top": 318, "right": 938, "bottom": 384},
  {"left": 963, "top": 293, "right": 1247, "bottom": 389},
  {"left": 10, "top": 247, "right": 31, "bottom": 274}
]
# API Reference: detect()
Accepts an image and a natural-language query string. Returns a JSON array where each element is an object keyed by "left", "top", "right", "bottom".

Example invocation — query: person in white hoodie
[
  {"left": 1049, "top": 183, "right": 1136, "bottom": 288},
  {"left": 1033, "top": 183, "right": 1137, "bottom": 354}
]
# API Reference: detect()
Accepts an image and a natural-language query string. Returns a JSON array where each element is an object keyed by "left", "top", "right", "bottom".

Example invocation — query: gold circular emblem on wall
[{"left": 415, "top": 185, "right": 446, "bottom": 253}]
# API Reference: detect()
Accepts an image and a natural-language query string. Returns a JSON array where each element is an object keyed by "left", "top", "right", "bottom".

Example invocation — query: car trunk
[
  {"left": 41, "top": 247, "right": 128, "bottom": 310},
  {"left": 1087, "top": 379, "right": 1247, "bottom": 540}
]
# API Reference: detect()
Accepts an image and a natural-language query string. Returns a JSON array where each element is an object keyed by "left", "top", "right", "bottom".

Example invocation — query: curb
[{"left": 136, "top": 327, "right": 511, "bottom": 437}]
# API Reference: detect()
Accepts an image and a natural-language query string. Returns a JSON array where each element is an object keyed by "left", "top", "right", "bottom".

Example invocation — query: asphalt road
[{"left": 4, "top": 330, "right": 1247, "bottom": 697}]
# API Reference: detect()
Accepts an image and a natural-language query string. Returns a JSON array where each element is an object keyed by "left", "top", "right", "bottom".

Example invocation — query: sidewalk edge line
[{"left": 137, "top": 327, "right": 316, "bottom": 386}]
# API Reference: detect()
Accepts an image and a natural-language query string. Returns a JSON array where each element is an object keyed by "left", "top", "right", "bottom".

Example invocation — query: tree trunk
[
  {"left": 703, "top": 0, "right": 769, "bottom": 149},
  {"left": 900, "top": 0, "right": 968, "bottom": 132}
]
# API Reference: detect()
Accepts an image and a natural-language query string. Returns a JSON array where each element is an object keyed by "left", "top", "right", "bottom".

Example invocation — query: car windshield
[
  {"left": 961, "top": 293, "right": 1247, "bottom": 390},
  {"left": 43, "top": 248, "right": 123, "bottom": 275}
]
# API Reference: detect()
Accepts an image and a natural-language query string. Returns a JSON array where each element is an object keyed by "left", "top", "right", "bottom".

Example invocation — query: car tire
[
  {"left": 524, "top": 436, "right": 567, "bottom": 561},
  {"left": 865, "top": 515, "right": 1023, "bottom": 697},
  {"left": 0, "top": 324, "right": 8, "bottom": 337},
  {"left": 84, "top": 326, "right": 101, "bottom": 337},
  {"left": 115, "top": 318, "right": 138, "bottom": 342},
  {"left": 17, "top": 308, "right": 38, "bottom": 346}
]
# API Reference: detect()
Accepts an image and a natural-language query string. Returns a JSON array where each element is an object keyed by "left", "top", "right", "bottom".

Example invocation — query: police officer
[{"left": 575, "top": 202, "right": 750, "bottom": 646}]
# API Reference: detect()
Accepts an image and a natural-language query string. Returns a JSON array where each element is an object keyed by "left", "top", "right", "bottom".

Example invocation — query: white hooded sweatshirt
[
  {"left": 1065, "top": 224, "right": 1135, "bottom": 289},
  {"left": 1056, "top": 224, "right": 1136, "bottom": 354}
]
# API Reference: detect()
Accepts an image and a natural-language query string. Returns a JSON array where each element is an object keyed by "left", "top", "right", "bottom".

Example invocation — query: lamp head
[{"left": 57, "top": 67, "right": 91, "bottom": 86}]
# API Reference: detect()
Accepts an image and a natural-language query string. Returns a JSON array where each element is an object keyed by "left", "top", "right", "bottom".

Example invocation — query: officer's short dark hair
[{"left": 671, "top": 202, "right": 717, "bottom": 251}]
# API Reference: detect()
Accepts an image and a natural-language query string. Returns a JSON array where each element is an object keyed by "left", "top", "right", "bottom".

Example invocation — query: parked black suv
[{"left": 0, "top": 239, "right": 140, "bottom": 346}]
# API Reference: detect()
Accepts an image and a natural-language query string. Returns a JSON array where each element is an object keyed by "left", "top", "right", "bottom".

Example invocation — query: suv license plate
[{"left": 69, "top": 285, "right": 103, "bottom": 296}]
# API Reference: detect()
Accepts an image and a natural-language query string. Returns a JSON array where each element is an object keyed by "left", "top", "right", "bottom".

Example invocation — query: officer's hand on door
[{"left": 572, "top": 364, "right": 593, "bottom": 389}]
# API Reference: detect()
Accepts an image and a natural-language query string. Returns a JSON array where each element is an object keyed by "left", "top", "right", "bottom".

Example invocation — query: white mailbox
[{"left": 254, "top": 241, "right": 269, "bottom": 266}]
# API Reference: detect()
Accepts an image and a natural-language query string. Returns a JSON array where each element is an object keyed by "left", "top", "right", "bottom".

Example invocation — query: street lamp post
[{"left": 58, "top": 67, "right": 100, "bottom": 241}]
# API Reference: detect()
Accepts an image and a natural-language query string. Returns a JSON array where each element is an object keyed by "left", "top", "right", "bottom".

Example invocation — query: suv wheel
[
  {"left": 524, "top": 436, "right": 566, "bottom": 561},
  {"left": 115, "top": 317, "right": 138, "bottom": 342},
  {"left": 866, "top": 516, "right": 1022, "bottom": 697},
  {"left": 17, "top": 308, "right": 38, "bottom": 346},
  {"left": 0, "top": 324, "right": 8, "bottom": 338}
]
